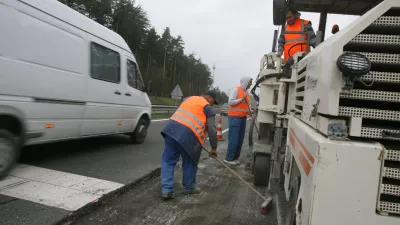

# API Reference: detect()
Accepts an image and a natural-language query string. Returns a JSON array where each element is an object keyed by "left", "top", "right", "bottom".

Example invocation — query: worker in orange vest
[
  {"left": 224, "top": 76, "right": 253, "bottom": 166},
  {"left": 276, "top": 7, "right": 317, "bottom": 72},
  {"left": 160, "top": 90, "right": 219, "bottom": 200}
]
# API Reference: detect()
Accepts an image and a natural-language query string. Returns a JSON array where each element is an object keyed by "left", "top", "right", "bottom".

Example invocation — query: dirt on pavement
[{"left": 67, "top": 131, "right": 279, "bottom": 225}]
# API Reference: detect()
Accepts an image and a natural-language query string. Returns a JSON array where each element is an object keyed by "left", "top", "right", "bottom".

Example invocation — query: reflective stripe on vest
[
  {"left": 228, "top": 86, "right": 251, "bottom": 117},
  {"left": 283, "top": 19, "right": 310, "bottom": 61},
  {"left": 170, "top": 96, "right": 208, "bottom": 145}
]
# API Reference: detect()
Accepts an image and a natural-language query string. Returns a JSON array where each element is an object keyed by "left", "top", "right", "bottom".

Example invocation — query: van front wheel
[
  {"left": 0, "top": 129, "right": 20, "bottom": 179},
  {"left": 130, "top": 118, "right": 148, "bottom": 144}
]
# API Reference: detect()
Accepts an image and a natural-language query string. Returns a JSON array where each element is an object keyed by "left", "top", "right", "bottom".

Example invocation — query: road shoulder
[{"left": 64, "top": 130, "right": 277, "bottom": 225}]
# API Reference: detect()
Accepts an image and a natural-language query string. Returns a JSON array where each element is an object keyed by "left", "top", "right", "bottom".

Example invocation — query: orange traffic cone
[{"left": 217, "top": 117, "right": 224, "bottom": 141}]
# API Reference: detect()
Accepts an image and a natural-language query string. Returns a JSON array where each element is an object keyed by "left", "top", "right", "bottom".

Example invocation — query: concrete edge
[{"left": 53, "top": 167, "right": 161, "bottom": 225}]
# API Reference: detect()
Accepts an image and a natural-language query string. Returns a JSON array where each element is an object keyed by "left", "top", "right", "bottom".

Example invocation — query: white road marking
[
  {"left": 152, "top": 118, "right": 169, "bottom": 122},
  {"left": 0, "top": 164, "right": 123, "bottom": 211},
  {"left": 207, "top": 128, "right": 229, "bottom": 140}
]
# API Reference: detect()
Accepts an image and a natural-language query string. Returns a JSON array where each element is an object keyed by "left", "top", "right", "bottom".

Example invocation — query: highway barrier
[{"left": 152, "top": 105, "right": 222, "bottom": 114}]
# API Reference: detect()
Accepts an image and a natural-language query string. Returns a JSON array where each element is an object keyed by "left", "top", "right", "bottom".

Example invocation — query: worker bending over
[
  {"left": 277, "top": 7, "right": 317, "bottom": 74},
  {"left": 160, "top": 90, "right": 219, "bottom": 200},
  {"left": 224, "top": 76, "right": 253, "bottom": 166}
]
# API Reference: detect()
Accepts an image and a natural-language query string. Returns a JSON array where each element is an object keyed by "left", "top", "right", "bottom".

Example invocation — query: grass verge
[{"left": 150, "top": 96, "right": 181, "bottom": 106}]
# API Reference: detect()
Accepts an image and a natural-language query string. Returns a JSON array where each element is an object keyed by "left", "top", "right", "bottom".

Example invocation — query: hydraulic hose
[
  {"left": 248, "top": 72, "right": 285, "bottom": 147},
  {"left": 250, "top": 73, "right": 286, "bottom": 102},
  {"left": 248, "top": 106, "right": 259, "bottom": 147}
]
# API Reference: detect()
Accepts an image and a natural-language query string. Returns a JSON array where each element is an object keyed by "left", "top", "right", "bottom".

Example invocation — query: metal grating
[
  {"left": 296, "top": 82, "right": 305, "bottom": 89},
  {"left": 348, "top": 52, "right": 400, "bottom": 64},
  {"left": 350, "top": 34, "right": 400, "bottom": 45},
  {"left": 381, "top": 184, "right": 400, "bottom": 197},
  {"left": 340, "top": 89, "right": 400, "bottom": 102},
  {"left": 293, "top": 108, "right": 302, "bottom": 114},
  {"left": 373, "top": 16, "right": 400, "bottom": 26},
  {"left": 386, "top": 150, "right": 400, "bottom": 162},
  {"left": 360, "top": 11, "right": 400, "bottom": 218},
  {"left": 362, "top": 71, "right": 400, "bottom": 83},
  {"left": 297, "top": 73, "right": 306, "bottom": 81},
  {"left": 384, "top": 167, "right": 400, "bottom": 180},
  {"left": 338, "top": 107, "right": 400, "bottom": 121},
  {"left": 379, "top": 202, "right": 400, "bottom": 214},
  {"left": 295, "top": 101, "right": 303, "bottom": 107},
  {"left": 361, "top": 127, "right": 400, "bottom": 140}
]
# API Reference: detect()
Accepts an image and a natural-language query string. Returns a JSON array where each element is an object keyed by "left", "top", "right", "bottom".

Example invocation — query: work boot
[
  {"left": 161, "top": 192, "right": 175, "bottom": 200},
  {"left": 223, "top": 159, "right": 239, "bottom": 166},
  {"left": 182, "top": 188, "right": 201, "bottom": 195}
]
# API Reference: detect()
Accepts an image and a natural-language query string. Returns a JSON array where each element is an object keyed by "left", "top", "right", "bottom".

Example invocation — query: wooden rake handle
[{"left": 202, "top": 147, "right": 267, "bottom": 201}]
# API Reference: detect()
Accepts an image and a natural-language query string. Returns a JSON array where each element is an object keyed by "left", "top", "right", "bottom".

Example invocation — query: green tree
[
  {"left": 211, "top": 87, "right": 229, "bottom": 104},
  {"left": 59, "top": 0, "right": 217, "bottom": 99}
]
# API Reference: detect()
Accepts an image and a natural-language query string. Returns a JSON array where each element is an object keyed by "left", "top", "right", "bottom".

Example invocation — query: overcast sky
[{"left": 135, "top": 0, "right": 359, "bottom": 94}]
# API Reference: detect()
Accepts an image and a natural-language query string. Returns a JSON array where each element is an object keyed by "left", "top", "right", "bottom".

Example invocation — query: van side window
[
  {"left": 90, "top": 42, "right": 120, "bottom": 83},
  {"left": 127, "top": 59, "right": 144, "bottom": 90}
]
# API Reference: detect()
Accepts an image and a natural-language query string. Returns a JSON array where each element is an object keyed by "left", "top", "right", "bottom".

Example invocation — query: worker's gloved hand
[
  {"left": 208, "top": 149, "right": 218, "bottom": 157},
  {"left": 276, "top": 51, "right": 282, "bottom": 57}
]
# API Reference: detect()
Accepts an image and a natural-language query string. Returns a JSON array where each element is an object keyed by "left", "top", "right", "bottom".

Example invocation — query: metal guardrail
[
  {"left": 151, "top": 105, "right": 178, "bottom": 113},
  {"left": 152, "top": 105, "right": 222, "bottom": 114}
]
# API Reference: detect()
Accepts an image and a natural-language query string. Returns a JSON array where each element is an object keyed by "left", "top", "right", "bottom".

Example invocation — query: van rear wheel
[
  {"left": 130, "top": 118, "right": 148, "bottom": 144},
  {"left": 0, "top": 129, "right": 20, "bottom": 180}
]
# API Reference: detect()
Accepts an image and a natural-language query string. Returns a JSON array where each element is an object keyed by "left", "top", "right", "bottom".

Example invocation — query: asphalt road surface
[
  {"left": 0, "top": 115, "right": 232, "bottom": 225},
  {"left": 67, "top": 127, "right": 277, "bottom": 225}
]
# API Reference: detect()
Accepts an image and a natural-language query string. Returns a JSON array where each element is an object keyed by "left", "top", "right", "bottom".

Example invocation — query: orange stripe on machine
[
  {"left": 290, "top": 128, "right": 315, "bottom": 164},
  {"left": 288, "top": 132, "right": 312, "bottom": 176}
]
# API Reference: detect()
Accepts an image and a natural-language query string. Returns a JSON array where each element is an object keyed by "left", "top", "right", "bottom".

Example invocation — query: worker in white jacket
[{"left": 224, "top": 76, "right": 253, "bottom": 166}]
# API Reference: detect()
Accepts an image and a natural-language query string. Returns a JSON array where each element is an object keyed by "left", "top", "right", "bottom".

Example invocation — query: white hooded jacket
[{"left": 228, "top": 76, "right": 252, "bottom": 107}]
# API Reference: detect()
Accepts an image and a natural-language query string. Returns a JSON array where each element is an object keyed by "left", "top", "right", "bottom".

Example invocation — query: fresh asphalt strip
[
  {"left": 54, "top": 128, "right": 230, "bottom": 225},
  {"left": 54, "top": 167, "right": 161, "bottom": 225}
]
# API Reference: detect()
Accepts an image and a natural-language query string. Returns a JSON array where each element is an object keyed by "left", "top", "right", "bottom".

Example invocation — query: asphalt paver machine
[{"left": 248, "top": 0, "right": 400, "bottom": 224}]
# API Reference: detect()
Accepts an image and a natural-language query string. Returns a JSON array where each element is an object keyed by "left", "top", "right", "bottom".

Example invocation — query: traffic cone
[{"left": 217, "top": 117, "right": 224, "bottom": 141}]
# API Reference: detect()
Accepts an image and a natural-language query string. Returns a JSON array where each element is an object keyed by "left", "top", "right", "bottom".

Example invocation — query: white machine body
[{"left": 255, "top": 0, "right": 400, "bottom": 224}]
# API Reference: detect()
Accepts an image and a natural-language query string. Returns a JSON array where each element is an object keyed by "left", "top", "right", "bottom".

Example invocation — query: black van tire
[
  {"left": 0, "top": 129, "right": 20, "bottom": 180},
  {"left": 130, "top": 118, "right": 149, "bottom": 144}
]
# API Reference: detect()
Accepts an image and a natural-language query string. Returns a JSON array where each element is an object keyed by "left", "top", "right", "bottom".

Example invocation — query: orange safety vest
[
  {"left": 170, "top": 96, "right": 208, "bottom": 145},
  {"left": 283, "top": 18, "right": 311, "bottom": 61},
  {"left": 228, "top": 86, "right": 251, "bottom": 117}
]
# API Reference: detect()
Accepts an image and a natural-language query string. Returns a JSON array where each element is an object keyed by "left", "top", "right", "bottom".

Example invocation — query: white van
[{"left": 0, "top": 0, "right": 153, "bottom": 178}]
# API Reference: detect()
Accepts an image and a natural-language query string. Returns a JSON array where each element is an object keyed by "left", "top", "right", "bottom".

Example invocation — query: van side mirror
[{"left": 144, "top": 80, "right": 152, "bottom": 93}]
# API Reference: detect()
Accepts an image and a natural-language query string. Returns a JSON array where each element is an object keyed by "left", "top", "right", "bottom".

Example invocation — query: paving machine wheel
[{"left": 253, "top": 153, "right": 271, "bottom": 186}]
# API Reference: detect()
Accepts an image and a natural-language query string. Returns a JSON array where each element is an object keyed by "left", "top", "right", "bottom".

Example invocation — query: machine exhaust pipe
[{"left": 272, "top": 30, "right": 278, "bottom": 52}]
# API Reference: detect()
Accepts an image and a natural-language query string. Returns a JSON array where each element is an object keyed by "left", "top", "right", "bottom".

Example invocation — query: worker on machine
[
  {"left": 224, "top": 76, "right": 253, "bottom": 166},
  {"left": 276, "top": 7, "right": 317, "bottom": 75},
  {"left": 160, "top": 90, "right": 219, "bottom": 200}
]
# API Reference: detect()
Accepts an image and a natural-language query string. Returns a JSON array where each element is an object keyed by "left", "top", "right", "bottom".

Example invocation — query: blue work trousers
[
  {"left": 161, "top": 135, "right": 198, "bottom": 194},
  {"left": 226, "top": 116, "right": 247, "bottom": 161}
]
